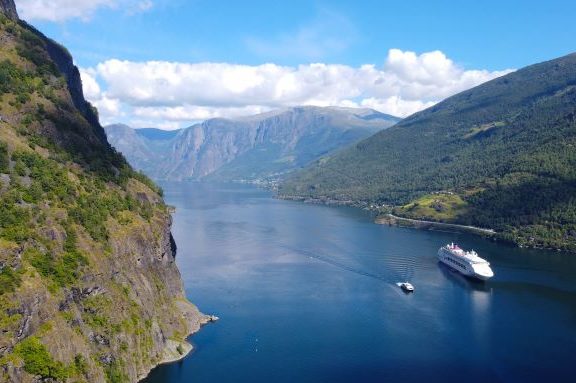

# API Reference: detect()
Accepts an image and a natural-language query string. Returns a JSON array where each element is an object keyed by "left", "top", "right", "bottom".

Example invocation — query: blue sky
[{"left": 14, "top": 0, "right": 576, "bottom": 128}]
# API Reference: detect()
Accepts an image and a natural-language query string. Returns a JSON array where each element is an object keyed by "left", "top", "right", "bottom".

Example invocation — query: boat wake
[
  {"left": 379, "top": 251, "right": 420, "bottom": 283},
  {"left": 282, "top": 244, "right": 422, "bottom": 291},
  {"left": 282, "top": 245, "right": 391, "bottom": 284}
]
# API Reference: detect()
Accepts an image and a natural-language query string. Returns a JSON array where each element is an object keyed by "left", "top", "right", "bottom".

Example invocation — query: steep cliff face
[
  {"left": 0, "top": 6, "right": 206, "bottom": 383},
  {"left": 0, "top": 0, "right": 17, "bottom": 21},
  {"left": 105, "top": 107, "right": 400, "bottom": 181}
]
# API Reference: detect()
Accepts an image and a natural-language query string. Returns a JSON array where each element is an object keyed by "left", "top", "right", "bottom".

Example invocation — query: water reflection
[{"left": 437, "top": 262, "right": 491, "bottom": 293}]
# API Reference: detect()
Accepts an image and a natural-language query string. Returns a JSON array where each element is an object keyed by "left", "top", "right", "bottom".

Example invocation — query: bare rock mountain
[{"left": 105, "top": 106, "right": 400, "bottom": 181}]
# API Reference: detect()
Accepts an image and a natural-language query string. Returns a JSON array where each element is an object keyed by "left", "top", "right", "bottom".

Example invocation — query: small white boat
[{"left": 397, "top": 282, "right": 414, "bottom": 292}]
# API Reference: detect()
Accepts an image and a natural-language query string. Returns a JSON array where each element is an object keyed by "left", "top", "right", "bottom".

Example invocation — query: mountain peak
[
  {"left": 106, "top": 106, "right": 399, "bottom": 181},
  {"left": 234, "top": 105, "right": 400, "bottom": 124},
  {"left": 0, "top": 0, "right": 18, "bottom": 20}
]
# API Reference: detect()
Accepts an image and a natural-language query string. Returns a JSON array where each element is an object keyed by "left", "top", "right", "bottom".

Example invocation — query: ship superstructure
[{"left": 438, "top": 243, "right": 494, "bottom": 280}]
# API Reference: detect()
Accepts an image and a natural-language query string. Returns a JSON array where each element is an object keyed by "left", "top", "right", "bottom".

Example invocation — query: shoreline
[
  {"left": 158, "top": 339, "right": 195, "bottom": 366},
  {"left": 138, "top": 314, "right": 219, "bottom": 381},
  {"left": 277, "top": 195, "right": 496, "bottom": 237},
  {"left": 278, "top": 194, "right": 576, "bottom": 253},
  {"left": 377, "top": 214, "right": 496, "bottom": 236},
  {"left": 276, "top": 194, "right": 368, "bottom": 208}
]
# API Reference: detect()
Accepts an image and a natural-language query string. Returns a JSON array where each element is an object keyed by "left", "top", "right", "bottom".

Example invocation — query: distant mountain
[
  {"left": 104, "top": 124, "right": 178, "bottom": 174},
  {"left": 280, "top": 53, "right": 576, "bottom": 252},
  {"left": 105, "top": 106, "right": 400, "bottom": 181},
  {"left": 135, "top": 127, "right": 180, "bottom": 141}
]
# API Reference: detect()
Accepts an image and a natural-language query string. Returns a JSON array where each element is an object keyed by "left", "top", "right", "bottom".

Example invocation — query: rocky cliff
[
  {"left": 0, "top": 4, "right": 206, "bottom": 382},
  {"left": 0, "top": 0, "right": 17, "bottom": 21},
  {"left": 105, "top": 107, "right": 400, "bottom": 181}
]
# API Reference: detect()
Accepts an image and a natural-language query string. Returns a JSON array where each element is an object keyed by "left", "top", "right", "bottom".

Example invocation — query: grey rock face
[
  {"left": 106, "top": 106, "right": 400, "bottom": 181},
  {"left": 0, "top": 0, "right": 18, "bottom": 20},
  {"left": 19, "top": 23, "right": 109, "bottom": 144}
]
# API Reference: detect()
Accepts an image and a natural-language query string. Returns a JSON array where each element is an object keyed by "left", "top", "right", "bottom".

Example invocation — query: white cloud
[
  {"left": 94, "top": 96, "right": 122, "bottom": 119},
  {"left": 128, "top": 119, "right": 181, "bottom": 131},
  {"left": 133, "top": 105, "right": 271, "bottom": 122},
  {"left": 16, "top": 0, "right": 153, "bottom": 22},
  {"left": 79, "top": 68, "right": 100, "bottom": 99},
  {"left": 79, "top": 69, "right": 124, "bottom": 125},
  {"left": 81, "top": 49, "right": 513, "bottom": 130},
  {"left": 360, "top": 97, "right": 437, "bottom": 119}
]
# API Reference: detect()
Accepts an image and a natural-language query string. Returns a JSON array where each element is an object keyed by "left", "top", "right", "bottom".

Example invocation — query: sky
[{"left": 13, "top": 0, "right": 576, "bottom": 129}]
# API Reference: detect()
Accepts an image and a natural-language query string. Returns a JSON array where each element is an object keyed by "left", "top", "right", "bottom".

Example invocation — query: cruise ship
[{"left": 438, "top": 243, "right": 494, "bottom": 280}]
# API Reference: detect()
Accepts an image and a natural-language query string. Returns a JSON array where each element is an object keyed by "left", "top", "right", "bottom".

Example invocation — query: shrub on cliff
[{"left": 14, "top": 337, "right": 68, "bottom": 381}]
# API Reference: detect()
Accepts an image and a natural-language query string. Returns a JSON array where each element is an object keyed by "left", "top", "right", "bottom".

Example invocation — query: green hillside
[{"left": 279, "top": 53, "right": 576, "bottom": 252}]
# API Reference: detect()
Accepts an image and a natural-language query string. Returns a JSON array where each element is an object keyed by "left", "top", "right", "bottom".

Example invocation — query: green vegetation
[
  {"left": 0, "top": 265, "right": 21, "bottom": 295},
  {"left": 68, "top": 185, "right": 154, "bottom": 242},
  {"left": 395, "top": 193, "right": 469, "bottom": 222},
  {"left": 73, "top": 354, "right": 88, "bottom": 376},
  {"left": 281, "top": 53, "right": 576, "bottom": 251},
  {"left": 0, "top": 12, "right": 180, "bottom": 383},
  {"left": 463, "top": 121, "right": 506, "bottom": 139},
  {"left": 11, "top": 151, "right": 75, "bottom": 202},
  {"left": 104, "top": 360, "right": 128, "bottom": 383},
  {"left": 0, "top": 59, "right": 37, "bottom": 98},
  {"left": 0, "top": 193, "right": 33, "bottom": 242},
  {"left": 25, "top": 245, "right": 87, "bottom": 289},
  {"left": 0, "top": 142, "right": 9, "bottom": 172},
  {"left": 14, "top": 337, "right": 68, "bottom": 381},
  {"left": 82, "top": 295, "right": 113, "bottom": 330},
  {"left": 0, "top": 296, "right": 21, "bottom": 328},
  {"left": 0, "top": 146, "right": 154, "bottom": 248},
  {"left": 15, "top": 28, "right": 58, "bottom": 77},
  {"left": 133, "top": 170, "right": 163, "bottom": 197}
]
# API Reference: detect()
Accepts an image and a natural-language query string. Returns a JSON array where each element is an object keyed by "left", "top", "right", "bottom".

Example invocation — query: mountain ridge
[{"left": 105, "top": 106, "right": 400, "bottom": 182}]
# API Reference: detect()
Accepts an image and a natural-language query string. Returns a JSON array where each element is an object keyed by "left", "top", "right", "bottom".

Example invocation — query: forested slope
[{"left": 280, "top": 53, "right": 576, "bottom": 251}]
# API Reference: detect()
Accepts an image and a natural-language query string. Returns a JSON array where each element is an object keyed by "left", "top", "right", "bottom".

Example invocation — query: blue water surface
[{"left": 143, "top": 182, "right": 576, "bottom": 383}]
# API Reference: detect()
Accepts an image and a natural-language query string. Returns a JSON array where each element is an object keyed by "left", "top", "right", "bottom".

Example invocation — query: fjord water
[{"left": 144, "top": 183, "right": 576, "bottom": 383}]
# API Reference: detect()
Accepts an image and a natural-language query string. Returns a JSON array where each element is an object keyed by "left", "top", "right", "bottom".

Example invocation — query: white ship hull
[{"left": 437, "top": 246, "right": 494, "bottom": 281}]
